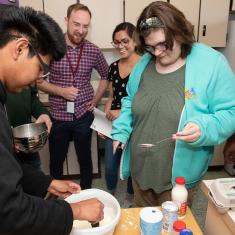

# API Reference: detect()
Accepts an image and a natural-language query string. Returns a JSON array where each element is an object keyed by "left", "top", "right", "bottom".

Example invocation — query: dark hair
[
  {"left": 67, "top": 3, "right": 91, "bottom": 18},
  {"left": 0, "top": 6, "right": 66, "bottom": 61},
  {"left": 112, "top": 22, "right": 143, "bottom": 55},
  {"left": 137, "top": 1, "right": 195, "bottom": 58}
]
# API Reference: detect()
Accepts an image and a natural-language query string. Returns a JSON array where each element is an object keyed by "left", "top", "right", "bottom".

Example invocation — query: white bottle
[{"left": 171, "top": 176, "right": 188, "bottom": 219}]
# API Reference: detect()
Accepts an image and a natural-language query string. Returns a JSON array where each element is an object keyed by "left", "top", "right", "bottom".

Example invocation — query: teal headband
[{"left": 139, "top": 17, "right": 164, "bottom": 31}]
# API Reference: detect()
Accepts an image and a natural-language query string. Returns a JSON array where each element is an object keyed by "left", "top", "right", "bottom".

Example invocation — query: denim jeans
[
  {"left": 49, "top": 112, "right": 94, "bottom": 189},
  {"left": 105, "top": 138, "right": 133, "bottom": 194}
]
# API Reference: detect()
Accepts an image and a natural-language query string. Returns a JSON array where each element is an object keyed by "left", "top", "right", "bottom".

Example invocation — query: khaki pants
[{"left": 132, "top": 178, "right": 198, "bottom": 207}]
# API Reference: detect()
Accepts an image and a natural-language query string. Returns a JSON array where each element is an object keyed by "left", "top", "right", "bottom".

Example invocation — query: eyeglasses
[
  {"left": 111, "top": 38, "right": 130, "bottom": 48},
  {"left": 144, "top": 41, "right": 168, "bottom": 54},
  {"left": 28, "top": 43, "right": 50, "bottom": 79},
  {"left": 8, "top": 34, "right": 50, "bottom": 79}
]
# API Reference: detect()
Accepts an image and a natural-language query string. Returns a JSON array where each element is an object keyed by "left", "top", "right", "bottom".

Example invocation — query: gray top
[{"left": 130, "top": 59, "right": 185, "bottom": 193}]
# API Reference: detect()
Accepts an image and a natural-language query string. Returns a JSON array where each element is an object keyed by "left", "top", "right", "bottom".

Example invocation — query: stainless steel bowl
[{"left": 12, "top": 123, "right": 48, "bottom": 153}]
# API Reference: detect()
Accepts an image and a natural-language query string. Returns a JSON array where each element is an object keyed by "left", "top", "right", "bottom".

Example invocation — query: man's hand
[
  {"left": 35, "top": 114, "right": 52, "bottom": 133},
  {"left": 61, "top": 86, "right": 79, "bottom": 101},
  {"left": 70, "top": 198, "right": 104, "bottom": 223},
  {"left": 86, "top": 100, "right": 95, "bottom": 112},
  {"left": 172, "top": 122, "right": 201, "bottom": 142},
  {"left": 48, "top": 180, "right": 81, "bottom": 198}
]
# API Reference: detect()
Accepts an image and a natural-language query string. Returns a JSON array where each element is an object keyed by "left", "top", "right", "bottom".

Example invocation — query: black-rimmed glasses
[
  {"left": 144, "top": 41, "right": 168, "bottom": 54},
  {"left": 28, "top": 43, "right": 50, "bottom": 79},
  {"left": 9, "top": 34, "right": 50, "bottom": 79},
  {"left": 111, "top": 38, "right": 130, "bottom": 48}
]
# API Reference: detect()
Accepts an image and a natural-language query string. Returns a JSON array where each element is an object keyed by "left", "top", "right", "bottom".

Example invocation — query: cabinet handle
[{"left": 202, "top": 25, "right": 207, "bottom": 36}]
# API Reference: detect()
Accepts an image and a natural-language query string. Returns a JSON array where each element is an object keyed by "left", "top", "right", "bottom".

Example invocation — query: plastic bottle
[
  {"left": 179, "top": 228, "right": 193, "bottom": 235},
  {"left": 171, "top": 176, "right": 188, "bottom": 219},
  {"left": 172, "top": 220, "right": 186, "bottom": 235}
]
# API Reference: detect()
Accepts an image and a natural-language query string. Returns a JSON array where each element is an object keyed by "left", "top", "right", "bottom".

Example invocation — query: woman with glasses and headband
[
  {"left": 111, "top": 1, "right": 235, "bottom": 207},
  {"left": 101, "top": 22, "right": 141, "bottom": 200}
]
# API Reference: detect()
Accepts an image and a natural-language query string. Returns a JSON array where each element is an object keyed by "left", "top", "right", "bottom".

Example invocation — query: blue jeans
[
  {"left": 49, "top": 112, "right": 94, "bottom": 189},
  {"left": 105, "top": 138, "right": 133, "bottom": 194}
]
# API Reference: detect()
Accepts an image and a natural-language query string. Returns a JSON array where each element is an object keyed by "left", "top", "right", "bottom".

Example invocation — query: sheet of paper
[{"left": 91, "top": 108, "right": 112, "bottom": 139}]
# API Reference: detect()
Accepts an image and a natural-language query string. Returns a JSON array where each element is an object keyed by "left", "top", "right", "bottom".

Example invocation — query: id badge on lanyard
[
  {"left": 65, "top": 42, "right": 84, "bottom": 114},
  {"left": 67, "top": 101, "right": 75, "bottom": 113}
]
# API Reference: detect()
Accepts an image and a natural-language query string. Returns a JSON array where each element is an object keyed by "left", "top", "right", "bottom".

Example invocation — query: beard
[{"left": 67, "top": 30, "right": 87, "bottom": 45}]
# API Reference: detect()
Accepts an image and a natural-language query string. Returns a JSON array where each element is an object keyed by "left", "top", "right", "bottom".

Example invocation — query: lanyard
[{"left": 65, "top": 42, "right": 84, "bottom": 82}]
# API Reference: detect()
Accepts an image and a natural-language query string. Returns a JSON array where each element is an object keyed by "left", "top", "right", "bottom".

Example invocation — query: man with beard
[{"left": 38, "top": 3, "right": 109, "bottom": 189}]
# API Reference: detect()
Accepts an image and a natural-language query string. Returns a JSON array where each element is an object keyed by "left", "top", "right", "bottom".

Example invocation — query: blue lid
[{"left": 179, "top": 229, "right": 193, "bottom": 235}]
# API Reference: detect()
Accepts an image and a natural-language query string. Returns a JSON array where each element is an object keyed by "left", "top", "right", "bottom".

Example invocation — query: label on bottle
[{"left": 178, "top": 201, "right": 187, "bottom": 217}]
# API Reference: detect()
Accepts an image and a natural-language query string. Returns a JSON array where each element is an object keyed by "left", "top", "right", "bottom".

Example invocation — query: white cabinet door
[
  {"left": 198, "top": 0, "right": 230, "bottom": 47},
  {"left": 43, "top": 0, "right": 76, "bottom": 33},
  {"left": 169, "top": 0, "right": 200, "bottom": 41},
  {"left": 80, "top": 0, "right": 123, "bottom": 48},
  {"left": 125, "top": 0, "right": 167, "bottom": 26},
  {"left": 19, "top": 0, "right": 43, "bottom": 11},
  {"left": 232, "top": 0, "right": 235, "bottom": 11}
]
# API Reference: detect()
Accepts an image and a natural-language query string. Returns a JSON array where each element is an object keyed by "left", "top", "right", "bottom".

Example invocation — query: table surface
[{"left": 113, "top": 207, "right": 203, "bottom": 235}]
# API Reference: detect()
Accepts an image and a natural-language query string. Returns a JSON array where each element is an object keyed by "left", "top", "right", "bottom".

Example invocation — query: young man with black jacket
[{"left": 0, "top": 6, "right": 103, "bottom": 235}]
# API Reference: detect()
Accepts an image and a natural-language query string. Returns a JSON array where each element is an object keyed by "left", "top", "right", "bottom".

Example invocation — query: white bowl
[{"left": 65, "top": 189, "right": 121, "bottom": 235}]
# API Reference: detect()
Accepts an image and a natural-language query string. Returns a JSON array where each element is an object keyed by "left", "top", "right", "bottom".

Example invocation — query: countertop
[{"left": 113, "top": 207, "right": 203, "bottom": 235}]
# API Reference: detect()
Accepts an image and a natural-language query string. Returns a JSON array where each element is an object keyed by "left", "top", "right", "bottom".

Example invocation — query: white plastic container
[
  {"left": 171, "top": 177, "right": 188, "bottom": 219},
  {"left": 209, "top": 178, "right": 235, "bottom": 208},
  {"left": 65, "top": 189, "right": 121, "bottom": 235},
  {"left": 139, "top": 207, "right": 163, "bottom": 235}
]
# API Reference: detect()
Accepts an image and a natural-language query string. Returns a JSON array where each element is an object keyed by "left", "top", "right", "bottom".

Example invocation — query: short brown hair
[
  {"left": 137, "top": 1, "right": 195, "bottom": 58},
  {"left": 67, "top": 3, "right": 92, "bottom": 18}
]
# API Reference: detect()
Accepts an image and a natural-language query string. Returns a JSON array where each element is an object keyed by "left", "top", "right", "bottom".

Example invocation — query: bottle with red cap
[
  {"left": 171, "top": 176, "right": 188, "bottom": 219},
  {"left": 172, "top": 220, "right": 186, "bottom": 234}
]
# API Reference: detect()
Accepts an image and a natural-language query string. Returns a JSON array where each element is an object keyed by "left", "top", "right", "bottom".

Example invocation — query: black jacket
[{"left": 0, "top": 82, "right": 73, "bottom": 235}]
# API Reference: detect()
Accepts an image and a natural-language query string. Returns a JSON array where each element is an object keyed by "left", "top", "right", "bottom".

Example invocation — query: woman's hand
[
  {"left": 97, "top": 132, "right": 107, "bottom": 139},
  {"left": 106, "top": 110, "right": 120, "bottom": 121},
  {"left": 172, "top": 122, "right": 201, "bottom": 142},
  {"left": 48, "top": 180, "right": 81, "bottom": 198},
  {"left": 113, "top": 140, "right": 125, "bottom": 154}
]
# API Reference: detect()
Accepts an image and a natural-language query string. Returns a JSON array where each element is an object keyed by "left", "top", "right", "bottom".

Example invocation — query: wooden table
[{"left": 113, "top": 207, "right": 203, "bottom": 235}]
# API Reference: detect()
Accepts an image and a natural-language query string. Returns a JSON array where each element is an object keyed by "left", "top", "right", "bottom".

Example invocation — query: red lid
[
  {"left": 173, "top": 220, "right": 186, "bottom": 232},
  {"left": 175, "top": 176, "right": 186, "bottom": 185}
]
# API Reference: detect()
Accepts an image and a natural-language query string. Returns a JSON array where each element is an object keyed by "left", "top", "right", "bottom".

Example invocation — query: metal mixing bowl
[{"left": 12, "top": 123, "right": 48, "bottom": 153}]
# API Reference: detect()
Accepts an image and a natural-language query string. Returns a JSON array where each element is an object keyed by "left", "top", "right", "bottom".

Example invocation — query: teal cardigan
[{"left": 111, "top": 43, "right": 235, "bottom": 188}]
